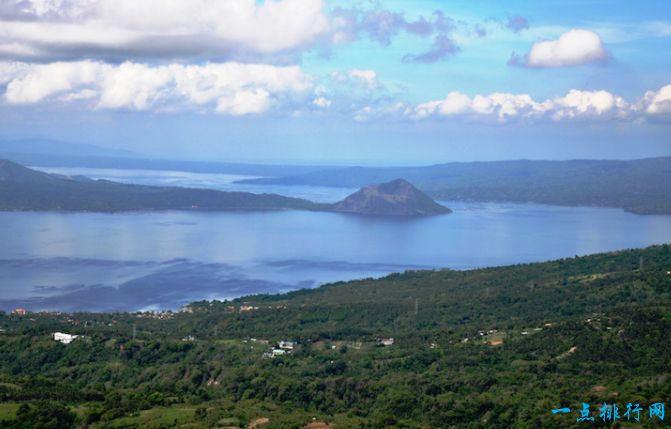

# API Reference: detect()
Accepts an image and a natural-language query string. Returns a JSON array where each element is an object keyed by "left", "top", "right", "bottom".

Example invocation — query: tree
[{"left": 12, "top": 401, "right": 76, "bottom": 429}]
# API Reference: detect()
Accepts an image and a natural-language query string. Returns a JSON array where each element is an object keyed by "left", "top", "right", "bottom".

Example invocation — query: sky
[{"left": 0, "top": 0, "right": 670, "bottom": 165}]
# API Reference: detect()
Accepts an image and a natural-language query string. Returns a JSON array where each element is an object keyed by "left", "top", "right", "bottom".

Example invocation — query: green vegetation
[
  {"left": 0, "top": 160, "right": 451, "bottom": 216},
  {"left": 0, "top": 159, "right": 325, "bottom": 212},
  {"left": 238, "top": 157, "right": 671, "bottom": 214},
  {"left": 0, "top": 245, "right": 670, "bottom": 427}
]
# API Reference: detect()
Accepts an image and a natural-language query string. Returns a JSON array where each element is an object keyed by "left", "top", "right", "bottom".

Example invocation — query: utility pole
[
  {"left": 414, "top": 298, "right": 419, "bottom": 316},
  {"left": 132, "top": 323, "right": 137, "bottom": 341}
]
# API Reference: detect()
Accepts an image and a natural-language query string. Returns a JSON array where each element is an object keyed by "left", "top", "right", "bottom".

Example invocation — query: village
[{"left": 3, "top": 305, "right": 597, "bottom": 364}]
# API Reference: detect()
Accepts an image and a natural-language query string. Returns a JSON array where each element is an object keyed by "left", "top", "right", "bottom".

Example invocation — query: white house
[
  {"left": 53, "top": 332, "right": 78, "bottom": 344},
  {"left": 380, "top": 338, "right": 395, "bottom": 346},
  {"left": 272, "top": 348, "right": 287, "bottom": 356},
  {"left": 279, "top": 340, "right": 295, "bottom": 350}
]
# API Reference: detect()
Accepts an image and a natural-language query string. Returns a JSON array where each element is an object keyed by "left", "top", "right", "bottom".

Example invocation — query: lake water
[{"left": 2, "top": 167, "right": 671, "bottom": 312}]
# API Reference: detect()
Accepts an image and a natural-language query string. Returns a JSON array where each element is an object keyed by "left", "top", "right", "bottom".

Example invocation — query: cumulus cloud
[
  {"left": 0, "top": 60, "right": 311, "bottom": 115},
  {"left": 0, "top": 0, "right": 330, "bottom": 61},
  {"left": 640, "top": 85, "right": 671, "bottom": 115},
  {"left": 509, "top": 29, "right": 609, "bottom": 68},
  {"left": 413, "top": 91, "right": 542, "bottom": 121},
  {"left": 0, "top": 1, "right": 491, "bottom": 65},
  {"left": 409, "top": 87, "right": 671, "bottom": 122},
  {"left": 331, "top": 69, "right": 379, "bottom": 89},
  {"left": 549, "top": 89, "right": 629, "bottom": 120},
  {"left": 346, "top": 69, "right": 378, "bottom": 88},
  {"left": 4, "top": 58, "right": 670, "bottom": 124}
]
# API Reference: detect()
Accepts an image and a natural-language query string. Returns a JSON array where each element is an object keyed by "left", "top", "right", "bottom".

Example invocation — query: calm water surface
[{"left": 2, "top": 167, "right": 670, "bottom": 312}]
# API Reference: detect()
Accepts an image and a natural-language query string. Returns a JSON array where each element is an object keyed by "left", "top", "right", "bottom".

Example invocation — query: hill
[
  {"left": 0, "top": 245, "right": 669, "bottom": 428},
  {"left": 0, "top": 161, "right": 447, "bottom": 216},
  {"left": 0, "top": 159, "right": 60, "bottom": 182},
  {"left": 0, "top": 160, "right": 324, "bottom": 212},
  {"left": 332, "top": 178, "right": 450, "bottom": 216},
  {"left": 236, "top": 157, "right": 671, "bottom": 214}
]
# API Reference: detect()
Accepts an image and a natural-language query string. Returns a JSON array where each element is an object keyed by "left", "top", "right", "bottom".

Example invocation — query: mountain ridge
[
  {"left": 0, "top": 160, "right": 447, "bottom": 216},
  {"left": 0, "top": 159, "right": 325, "bottom": 212},
  {"left": 0, "top": 138, "right": 141, "bottom": 158},
  {"left": 235, "top": 157, "right": 671, "bottom": 214}
]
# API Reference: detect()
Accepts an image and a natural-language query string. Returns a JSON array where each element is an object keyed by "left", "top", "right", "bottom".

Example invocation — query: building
[
  {"left": 12, "top": 308, "right": 28, "bottom": 315},
  {"left": 379, "top": 338, "right": 395, "bottom": 346},
  {"left": 263, "top": 345, "right": 293, "bottom": 359},
  {"left": 53, "top": 332, "right": 78, "bottom": 344},
  {"left": 272, "top": 348, "right": 287, "bottom": 356},
  {"left": 263, "top": 348, "right": 287, "bottom": 358},
  {"left": 279, "top": 340, "right": 295, "bottom": 350}
]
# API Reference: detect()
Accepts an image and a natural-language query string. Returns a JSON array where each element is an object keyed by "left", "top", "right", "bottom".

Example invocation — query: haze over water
[{"left": 2, "top": 168, "right": 671, "bottom": 313}]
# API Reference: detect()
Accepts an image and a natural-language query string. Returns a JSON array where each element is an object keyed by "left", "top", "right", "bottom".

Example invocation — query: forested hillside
[
  {"left": 0, "top": 160, "right": 324, "bottom": 212},
  {"left": 0, "top": 245, "right": 670, "bottom": 428},
  {"left": 237, "top": 158, "right": 671, "bottom": 214}
]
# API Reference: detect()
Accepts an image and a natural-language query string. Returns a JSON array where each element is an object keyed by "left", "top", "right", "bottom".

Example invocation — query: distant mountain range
[
  {"left": 237, "top": 157, "right": 671, "bottom": 214},
  {"left": 0, "top": 138, "right": 339, "bottom": 177},
  {"left": 0, "top": 138, "right": 140, "bottom": 158},
  {"left": 3, "top": 138, "right": 670, "bottom": 215},
  {"left": 0, "top": 160, "right": 449, "bottom": 216}
]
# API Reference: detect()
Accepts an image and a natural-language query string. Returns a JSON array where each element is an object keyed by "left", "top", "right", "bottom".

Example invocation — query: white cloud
[
  {"left": 0, "top": 61, "right": 28, "bottom": 85},
  {"left": 348, "top": 69, "right": 378, "bottom": 88},
  {"left": 332, "top": 69, "right": 379, "bottom": 89},
  {"left": 0, "top": 0, "right": 330, "bottom": 61},
  {"left": 5, "top": 61, "right": 102, "bottom": 104},
  {"left": 641, "top": 85, "right": 671, "bottom": 115},
  {"left": 367, "top": 86, "right": 671, "bottom": 123},
  {"left": 512, "top": 29, "right": 609, "bottom": 68},
  {"left": 409, "top": 88, "right": 671, "bottom": 122},
  {"left": 413, "top": 91, "right": 544, "bottom": 121},
  {"left": 216, "top": 89, "right": 270, "bottom": 115},
  {"left": 312, "top": 96, "right": 331, "bottom": 108},
  {"left": 2, "top": 58, "right": 670, "bottom": 124},
  {"left": 548, "top": 89, "right": 628, "bottom": 120},
  {"left": 0, "top": 60, "right": 311, "bottom": 115}
]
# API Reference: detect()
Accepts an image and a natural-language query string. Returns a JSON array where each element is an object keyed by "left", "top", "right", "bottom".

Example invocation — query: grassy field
[{"left": 0, "top": 402, "right": 20, "bottom": 421}]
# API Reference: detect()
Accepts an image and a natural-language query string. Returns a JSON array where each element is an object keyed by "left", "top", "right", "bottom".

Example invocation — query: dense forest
[
  {"left": 237, "top": 158, "right": 671, "bottom": 214},
  {"left": 0, "top": 245, "right": 670, "bottom": 428}
]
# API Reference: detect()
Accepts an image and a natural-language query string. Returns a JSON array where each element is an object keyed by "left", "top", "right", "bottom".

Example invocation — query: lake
[{"left": 2, "top": 167, "right": 671, "bottom": 312}]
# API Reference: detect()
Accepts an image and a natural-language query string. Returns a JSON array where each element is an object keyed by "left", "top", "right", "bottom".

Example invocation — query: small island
[{"left": 332, "top": 178, "right": 451, "bottom": 216}]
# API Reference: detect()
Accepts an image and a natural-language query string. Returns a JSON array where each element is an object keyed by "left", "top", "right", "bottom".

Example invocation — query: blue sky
[{"left": 0, "top": 0, "right": 670, "bottom": 165}]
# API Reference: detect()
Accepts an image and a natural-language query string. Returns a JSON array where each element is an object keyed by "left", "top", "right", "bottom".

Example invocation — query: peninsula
[{"left": 0, "top": 160, "right": 450, "bottom": 216}]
